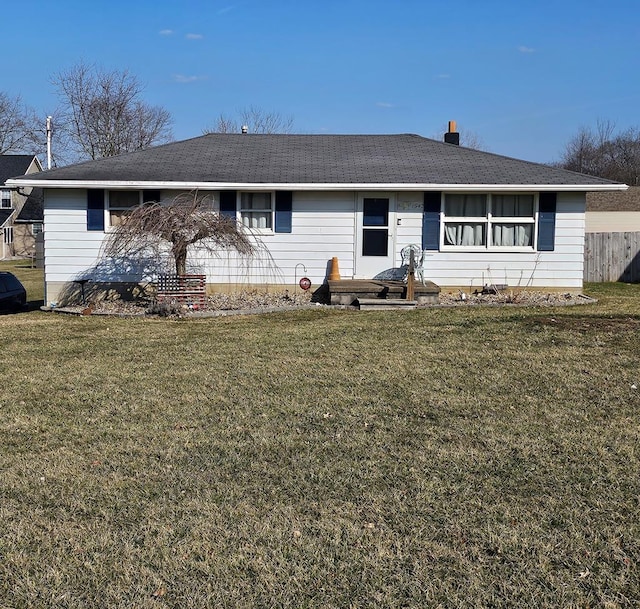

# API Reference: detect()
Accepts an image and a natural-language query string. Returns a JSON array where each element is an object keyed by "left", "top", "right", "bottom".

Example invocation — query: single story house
[
  {"left": 7, "top": 132, "right": 626, "bottom": 306},
  {"left": 0, "top": 155, "right": 43, "bottom": 259}
]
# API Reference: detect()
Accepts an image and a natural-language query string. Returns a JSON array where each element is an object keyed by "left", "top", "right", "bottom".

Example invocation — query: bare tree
[
  {"left": 457, "top": 128, "right": 487, "bottom": 151},
  {"left": 53, "top": 62, "right": 172, "bottom": 161},
  {"left": 102, "top": 192, "right": 253, "bottom": 276},
  {"left": 0, "top": 92, "right": 42, "bottom": 155},
  {"left": 558, "top": 120, "right": 640, "bottom": 184},
  {"left": 203, "top": 105, "right": 294, "bottom": 134}
]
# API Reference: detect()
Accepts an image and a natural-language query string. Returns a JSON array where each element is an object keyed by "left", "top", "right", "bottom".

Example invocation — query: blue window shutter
[
  {"left": 275, "top": 191, "right": 292, "bottom": 233},
  {"left": 220, "top": 191, "right": 237, "bottom": 219},
  {"left": 87, "top": 189, "right": 104, "bottom": 231},
  {"left": 422, "top": 192, "right": 441, "bottom": 250},
  {"left": 537, "top": 192, "right": 556, "bottom": 251}
]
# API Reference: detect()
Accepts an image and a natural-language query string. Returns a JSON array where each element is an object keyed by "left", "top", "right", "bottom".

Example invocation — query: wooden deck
[{"left": 328, "top": 279, "right": 440, "bottom": 306}]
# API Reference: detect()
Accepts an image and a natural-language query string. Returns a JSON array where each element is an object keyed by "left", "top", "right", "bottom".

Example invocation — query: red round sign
[{"left": 299, "top": 277, "right": 312, "bottom": 291}]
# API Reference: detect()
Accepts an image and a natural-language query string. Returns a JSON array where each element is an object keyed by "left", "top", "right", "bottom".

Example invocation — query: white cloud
[
  {"left": 186, "top": 33, "right": 204, "bottom": 40},
  {"left": 436, "top": 74, "right": 451, "bottom": 79},
  {"left": 518, "top": 45, "right": 536, "bottom": 53},
  {"left": 159, "top": 29, "right": 173, "bottom": 36},
  {"left": 376, "top": 102, "right": 394, "bottom": 108},
  {"left": 173, "top": 74, "right": 206, "bottom": 83},
  {"left": 218, "top": 5, "right": 235, "bottom": 15}
]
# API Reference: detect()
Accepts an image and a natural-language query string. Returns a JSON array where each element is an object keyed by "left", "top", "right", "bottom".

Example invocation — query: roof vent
[
  {"left": 241, "top": 125, "right": 248, "bottom": 134},
  {"left": 444, "top": 120, "right": 460, "bottom": 145}
]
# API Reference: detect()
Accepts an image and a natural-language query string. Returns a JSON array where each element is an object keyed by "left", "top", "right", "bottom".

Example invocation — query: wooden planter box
[{"left": 157, "top": 274, "right": 206, "bottom": 307}]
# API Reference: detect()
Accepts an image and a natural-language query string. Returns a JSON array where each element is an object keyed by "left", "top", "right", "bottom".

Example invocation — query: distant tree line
[{"left": 558, "top": 120, "right": 640, "bottom": 185}]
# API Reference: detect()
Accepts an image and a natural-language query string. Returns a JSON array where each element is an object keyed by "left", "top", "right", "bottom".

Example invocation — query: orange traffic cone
[{"left": 329, "top": 256, "right": 341, "bottom": 280}]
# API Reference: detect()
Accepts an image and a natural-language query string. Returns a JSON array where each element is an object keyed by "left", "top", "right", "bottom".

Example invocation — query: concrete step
[
  {"left": 328, "top": 279, "right": 440, "bottom": 306},
  {"left": 356, "top": 298, "right": 418, "bottom": 310}
]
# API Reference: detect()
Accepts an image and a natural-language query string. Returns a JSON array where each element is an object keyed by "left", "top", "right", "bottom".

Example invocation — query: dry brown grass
[{"left": 0, "top": 267, "right": 638, "bottom": 607}]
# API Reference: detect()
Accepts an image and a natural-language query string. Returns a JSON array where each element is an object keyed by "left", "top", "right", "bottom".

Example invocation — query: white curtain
[
  {"left": 444, "top": 223, "right": 485, "bottom": 246},
  {"left": 241, "top": 193, "right": 271, "bottom": 229},
  {"left": 242, "top": 213, "right": 270, "bottom": 229},
  {"left": 492, "top": 223, "right": 533, "bottom": 246}
]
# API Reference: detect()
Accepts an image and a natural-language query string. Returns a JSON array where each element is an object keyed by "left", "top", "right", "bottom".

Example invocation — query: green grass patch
[{"left": 0, "top": 284, "right": 639, "bottom": 607}]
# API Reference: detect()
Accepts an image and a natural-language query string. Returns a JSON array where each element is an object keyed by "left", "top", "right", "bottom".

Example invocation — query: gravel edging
[{"left": 43, "top": 293, "right": 598, "bottom": 318}]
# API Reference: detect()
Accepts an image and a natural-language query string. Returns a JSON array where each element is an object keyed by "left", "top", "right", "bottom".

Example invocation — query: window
[
  {"left": 362, "top": 198, "right": 390, "bottom": 256},
  {"left": 108, "top": 191, "right": 141, "bottom": 226},
  {"left": 240, "top": 192, "right": 273, "bottom": 230},
  {"left": 107, "top": 190, "right": 161, "bottom": 226},
  {"left": 1, "top": 189, "right": 11, "bottom": 209},
  {"left": 32, "top": 223, "right": 43, "bottom": 235},
  {"left": 3, "top": 227, "right": 13, "bottom": 244},
  {"left": 442, "top": 193, "right": 536, "bottom": 249}
]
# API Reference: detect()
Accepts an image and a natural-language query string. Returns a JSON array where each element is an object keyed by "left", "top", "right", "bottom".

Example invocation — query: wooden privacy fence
[
  {"left": 584, "top": 232, "right": 640, "bottom": 282},
  {"left": 157, "top": 274, "right": 207, "bottom": 306}
]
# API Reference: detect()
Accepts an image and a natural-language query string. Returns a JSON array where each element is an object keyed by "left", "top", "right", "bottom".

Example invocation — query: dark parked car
[{"left": 0, "top": 271, "right": 27, "bottom": 312}]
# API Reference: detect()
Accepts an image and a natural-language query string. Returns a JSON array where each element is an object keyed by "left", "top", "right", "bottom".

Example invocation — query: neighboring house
[
  {"left": 584, "top": 187, "right": 640, "bottom": 282},
  {"left": 0, "top": 155, "right": 43, "bottom": 259},
  {"left": 7, "top": 133, "right": 626, "bottom": 306},
  {"left": 14, "top": 187, "right": 44, "bottom": 265},
  {"left": 585, "top": 187, "right": 640, "bottom": 233}
]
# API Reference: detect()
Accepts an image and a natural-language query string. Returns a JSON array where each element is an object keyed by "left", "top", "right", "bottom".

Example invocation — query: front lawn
[{"left": 0, "top": 278, "right": 638, "bottom": 607}]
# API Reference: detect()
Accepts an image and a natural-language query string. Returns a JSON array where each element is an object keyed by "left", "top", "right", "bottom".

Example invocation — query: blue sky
[{"left": 3, "top": 0, "right": 639, "bottom": 163}]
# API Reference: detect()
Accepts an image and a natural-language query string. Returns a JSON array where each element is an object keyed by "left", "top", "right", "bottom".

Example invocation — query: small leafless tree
[
  {"left": 203, "top": 105, "right": 294, "bottom": 134},
  {"left": 102, "top": 192, "right": 254, "bottom": 276},
  {"left": 0, "top": 92, "right": 42, "bottom": 155},
  {"left": 53, "top": 62, "right": 173, "bottom": 161}
]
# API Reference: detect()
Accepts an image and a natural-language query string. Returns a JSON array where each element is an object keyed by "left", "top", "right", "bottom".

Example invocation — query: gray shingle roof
[
  {"left": 15, "top": 188, "right": 43, "bottom": 222},
  {"left": 7, "top": 134, "right": 624, "bottom": 188},
  {"left": 0, "top": 155, "right": 37, "bottom": 184},
  {"left": 0, "top": 209, "right": 13, "bottom": 227}
]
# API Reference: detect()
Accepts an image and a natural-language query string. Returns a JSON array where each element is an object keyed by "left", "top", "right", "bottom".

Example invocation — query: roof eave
[{"left": 5, "top": 178, "right": 628, "bottom": 192}]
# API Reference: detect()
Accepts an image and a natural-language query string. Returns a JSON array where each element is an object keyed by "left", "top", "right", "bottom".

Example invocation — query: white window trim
[
  {"left": 238, "top": 191, "right": 275, "bottom": 234},
  {"left": 440, "top": 192, "right": 539, "bottom": 252}
]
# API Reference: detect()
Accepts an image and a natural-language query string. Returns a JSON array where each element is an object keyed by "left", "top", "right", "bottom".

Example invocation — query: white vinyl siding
[
  {"left": 201, "top": 191, "right": 356, "bottom": 284},
  {"left": 42, "top": 189, "right": 358, "bottom": 295},
  {"left": 41, "top": 188, "right": 587, "bottom": 304},
  {"left": 44, "top": 189, "right": 128, "bottom": 284}
]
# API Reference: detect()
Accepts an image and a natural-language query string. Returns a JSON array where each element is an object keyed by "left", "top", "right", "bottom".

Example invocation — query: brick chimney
[{"left": 444, "top": 120, "right": 460, "bottom": 145}]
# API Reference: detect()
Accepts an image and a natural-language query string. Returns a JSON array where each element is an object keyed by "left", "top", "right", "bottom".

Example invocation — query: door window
[{"left": 362, "top": 198, "right": 389, "bottom": 256}]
